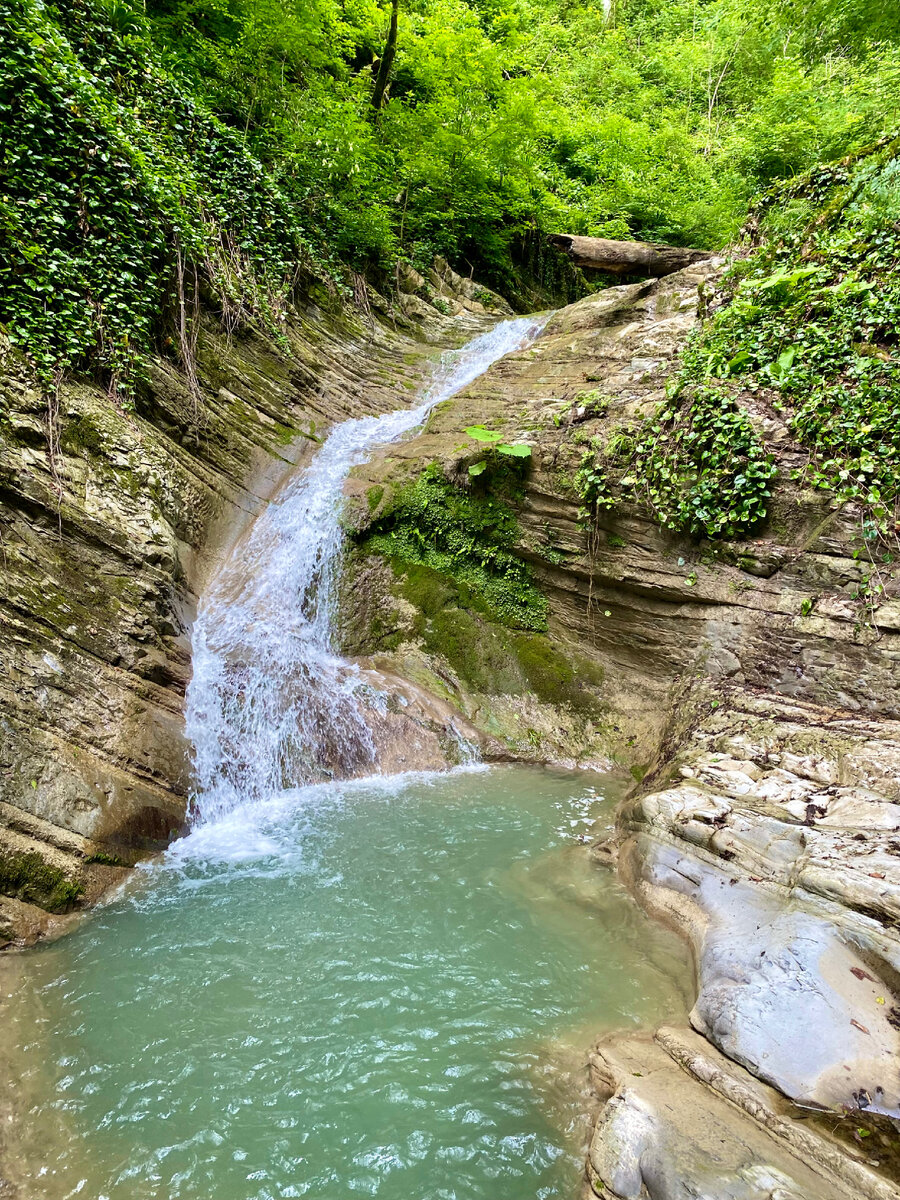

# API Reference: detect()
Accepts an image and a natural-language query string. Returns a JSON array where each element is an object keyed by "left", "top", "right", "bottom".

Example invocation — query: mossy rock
[
  {"left": 390, "top": 560, "right": 605, "bottom": 717},
  {"left": 358, "top": 462, "right": 547, "bottom": 631},
  {"left": 512, "top": 634, "right": 605, "bottom": 713},
  {"left": 61, "top": 412, "right": 104, "bottom": 456},
  {"left": 0, "top": 850, "right": 84, "bottom": 912}
]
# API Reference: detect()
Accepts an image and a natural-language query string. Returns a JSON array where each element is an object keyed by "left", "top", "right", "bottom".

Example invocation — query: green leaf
[
  {"left": 496, "top": 443, "right": 531, "bottom": 457},
  {"left": 468, "top": 460, "right": 487, "bottom": 476},
  {"left": 465, "top": 425, "right": 504, "bottom": 443},
  {"left": 758, "top": 266, "right": 820, "bottom": 291}
]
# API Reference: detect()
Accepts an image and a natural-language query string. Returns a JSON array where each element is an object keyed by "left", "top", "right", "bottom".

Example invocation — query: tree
[{"left": 371, "top": 0, "right": 399, "bottom": 115}]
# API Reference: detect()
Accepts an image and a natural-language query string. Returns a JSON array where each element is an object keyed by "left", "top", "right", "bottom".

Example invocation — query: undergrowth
[
  {"left": 574, "top": 137, "right": 900, "bottom": 549},
  {"left": 700, "top": 137, "right": 900, "bottom": 539},
  {"left": 360, "top": 462, "right": 547, "bottom": 631}
]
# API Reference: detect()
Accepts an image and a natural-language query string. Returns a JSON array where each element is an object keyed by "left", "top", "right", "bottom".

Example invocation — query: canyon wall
[
  {"left": 344, "top": 265, "right": 900, "bottom": 1199},
  {"left": 0, "top": 266, "right": 502, "bottom": 942}
]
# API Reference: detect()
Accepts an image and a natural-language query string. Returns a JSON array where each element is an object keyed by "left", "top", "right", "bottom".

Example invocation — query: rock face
[
  {"left": 346, "top": 262, "right": 899, "bottom": 761},
  {"left": 4, "top": 246, "right": 900, "bottom": 1193},
  {"left": 619, "top": 694, "right": 900, "bottom": 1112},
  {"left": 0, "top": 276, "right": 500, "bottom": 943},
  {"left": 585, "top": 1026, "right": 897, "bottom": 1200},
  {"left": 343, "top": 264, "right": 900, "bottom": 1197}
]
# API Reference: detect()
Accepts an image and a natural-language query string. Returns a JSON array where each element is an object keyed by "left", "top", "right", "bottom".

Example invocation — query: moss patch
[
  {"left": 61, "top": 412, "right": 104, "bottom": 456},
  {"left": 0, "top": 850, "right": 84, "bottom": 912},
  {"left": 513, "top": 634, "right": 605, "bottom": 712},
  {"left": 382, "top": 558, "right": 605, "bottom": 716},
  {"left": 427, "top": 608, "right": 525, "bottom": 694},
  {"left": 357, "top": 462, "right": 547, "bottom": 631}
]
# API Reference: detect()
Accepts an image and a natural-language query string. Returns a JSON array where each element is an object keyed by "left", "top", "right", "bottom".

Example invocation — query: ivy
[
  {"left": 573, "top": 378, "right": 776, "bottom": 542},
  {"left": 571, "top": 144, "right": 900, "bottom": 546},
  {"left": 626, "top": 386, "right": 776, "bottom": 538},
  {"left": 0, "top": 0, "right": 311, "bottom": 402},
  {"left": 687, "top": 142, "right": 900, "bottom": 535}
]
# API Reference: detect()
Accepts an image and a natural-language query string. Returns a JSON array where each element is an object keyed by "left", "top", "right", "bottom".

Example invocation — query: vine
[
  {"left": 573, "top": 382, "right": 776, "bottom": 542},
  {"left": 690, "top": 143, "right": 900, "bottom": 540},
  {"left": 0, "top": 0, "right": 312, "bottom": 404}
]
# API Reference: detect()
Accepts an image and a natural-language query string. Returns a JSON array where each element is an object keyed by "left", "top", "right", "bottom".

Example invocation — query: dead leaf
[
  {"left": 851, "top": 1019, "right": 871, "bottom": 1035},
  {"left": 850, "top": 967, "right": 876, "bottom": 982}
]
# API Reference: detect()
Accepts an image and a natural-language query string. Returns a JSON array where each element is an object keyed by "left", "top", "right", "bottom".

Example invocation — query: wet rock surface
[
  {"left": 585, "top": 1025, "right": 896, "bottom": 1200},
  {"left": 0, "top": 281, "right": 491, "bottom": 943},
  {"left": 615, "top": 693, "right": 900, "bottom": 1117},
  {"left": 344, "top": 265, "right": 900, "bottom": 1196}
]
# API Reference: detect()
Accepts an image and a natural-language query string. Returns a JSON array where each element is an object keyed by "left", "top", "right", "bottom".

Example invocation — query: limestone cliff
[
  {"left": 342, "top": 265, "right": 900, "bottom": 1198},
  {"left": 0, "top": 264, "right": 504, "bottom": 943}
]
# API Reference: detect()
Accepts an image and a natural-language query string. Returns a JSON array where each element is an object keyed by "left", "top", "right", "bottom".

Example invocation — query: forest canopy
[
  {"left": 141, "top": 0, "right": 900, "bottom": 271},
  {"left": 1, "top": 0, "right": 899, "bottom": 393}
]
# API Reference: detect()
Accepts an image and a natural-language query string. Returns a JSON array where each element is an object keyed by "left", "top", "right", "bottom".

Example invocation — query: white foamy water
[{"left": 185, "top": 317, "right": 548, "bottom": 821}]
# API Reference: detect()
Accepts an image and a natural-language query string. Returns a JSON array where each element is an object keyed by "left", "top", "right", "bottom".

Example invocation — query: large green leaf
[{"left": 465, "top": 426, "right": 504, "bottom": 443}]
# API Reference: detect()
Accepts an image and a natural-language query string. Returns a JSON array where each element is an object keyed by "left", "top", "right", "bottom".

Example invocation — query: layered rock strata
[
  {"left": 0, "top": 269, "right": 503, "bottom": 944},
  {"left": 345, "top": 266, "right": 900, "bottom": 1197}
]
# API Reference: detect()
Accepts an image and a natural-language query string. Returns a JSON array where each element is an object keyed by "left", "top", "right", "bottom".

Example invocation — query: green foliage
[
  {"left": 633, "top": 383, "right": 777, "bottom": 540},
  {"left": 571, "top": 143, "right": 900, "bottom": 544},
  {"left": 4, "top": 0, "right": 900, "bottom": 395},
  {"left": 573, "top": 449, "right": 615, "bottom": 526},
  {"left": 464, "top": 425, "right": 532, "bottom": 475},
  {"left": 0, "top": 850, "right": 84, "bottom": 912},
  {"left": 574, "top": 384, "right": 776, "bottom": 540},
  {"left": 465, "top": 425, "right": 504, "bottom": 443},
  {"left": 684, "top": 141, "right": 900, "bottom": 533},
  {"left": 360, "top": 462, "right": 547, "bottom": 629},
  {"left": 0, "top": 0, "right": 309, "bottom": 400}
]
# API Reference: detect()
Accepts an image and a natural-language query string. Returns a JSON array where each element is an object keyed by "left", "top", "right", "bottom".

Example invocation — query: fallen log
[{"left": 548, "top": 234, "right": 711, "bottom": 277}]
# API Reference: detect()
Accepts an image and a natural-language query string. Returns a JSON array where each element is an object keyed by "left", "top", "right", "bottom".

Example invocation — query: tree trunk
[
  {"left": 548, "top": 234, "right": 710, "bottom": 277},
  {"left": 370, "top": 0, "right": 399, "bottom": 116}
]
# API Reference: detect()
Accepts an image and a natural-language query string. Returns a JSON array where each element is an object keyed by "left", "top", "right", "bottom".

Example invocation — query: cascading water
[
  {"left": 186, "top": 316, "right": 548, "bottom": 821},
  {"left": 2, "top": 319, "right": 693, "bottom": 1200}
]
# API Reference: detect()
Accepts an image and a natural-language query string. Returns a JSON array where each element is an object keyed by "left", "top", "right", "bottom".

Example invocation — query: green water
[{"left": 2, "top": 766, "right": 688, "bottom": 1199}]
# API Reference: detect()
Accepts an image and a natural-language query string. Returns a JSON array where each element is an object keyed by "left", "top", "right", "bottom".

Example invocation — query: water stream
[
  {"left": 0, "top": 321, "right": 691, "bottom": 1200},
  {"left": 187, "top": 317, "right": 547, "bottom": 818}
]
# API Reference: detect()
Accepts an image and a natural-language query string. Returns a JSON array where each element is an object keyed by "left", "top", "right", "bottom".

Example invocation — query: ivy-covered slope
[
  {"left": 1, "top": 0, "right": 310, "bottom": 403},
  {"left": 575, "top": 137, "right": 900, "bottom": 549}
]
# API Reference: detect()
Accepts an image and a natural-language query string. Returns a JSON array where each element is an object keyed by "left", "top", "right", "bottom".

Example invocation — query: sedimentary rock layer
[
  {"left": 0, "top": 267, "right": 502, "bottom": 942},
  {"left": 347, "top": 265, "right": 900, "bottom": 1197}
]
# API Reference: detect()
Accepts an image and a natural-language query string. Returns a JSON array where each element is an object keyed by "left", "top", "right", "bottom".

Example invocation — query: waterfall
[{"left": 185, "top": 316, "right": 548, "bottom": 821}]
